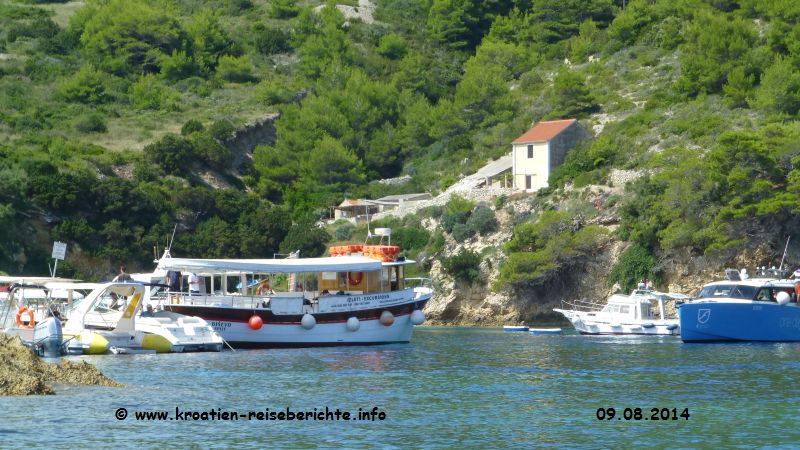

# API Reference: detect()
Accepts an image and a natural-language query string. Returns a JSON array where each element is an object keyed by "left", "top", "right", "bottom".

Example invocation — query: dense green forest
[{"left": 1, "top": 0, "right": 799, "bottom": 289}]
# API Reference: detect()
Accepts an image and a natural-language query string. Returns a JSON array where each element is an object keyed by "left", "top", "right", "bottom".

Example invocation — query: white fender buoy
[
  {"left": 301, "top": 313, "right": 316, "bottom": 330},
  {"left": 379, "top": 310, "right": 394, "bottom": 326},
  {"left": 777, "top": 291, "right": 791, "bottom": 305},
  {"left": 410, "top": 309, "right": 425, "bottom": 325},
  {"left": 346, "top": 316, "right": 360, "bottom": 332}
]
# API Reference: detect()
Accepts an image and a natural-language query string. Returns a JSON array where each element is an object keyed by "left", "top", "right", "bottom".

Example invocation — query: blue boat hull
[{"left": 680, "top": 302, "right": 800, "bottom": 342}]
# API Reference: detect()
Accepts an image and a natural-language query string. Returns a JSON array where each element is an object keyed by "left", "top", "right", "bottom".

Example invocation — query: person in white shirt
[{"left": 189, "top": 273, "right": 201, "bottom": 294}]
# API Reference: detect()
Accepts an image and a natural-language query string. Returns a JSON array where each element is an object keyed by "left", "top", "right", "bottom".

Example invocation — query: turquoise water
[{"left": 3, "top": 327, "right": 800, "bottom": 448}]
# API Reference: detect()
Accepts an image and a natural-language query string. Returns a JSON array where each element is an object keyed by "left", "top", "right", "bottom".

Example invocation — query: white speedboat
[
  {"left": 59, "top": 281, "right": 223, "bottom": 353},
  {"left": 503, "top": 325, "right": 529, "bottom": 332},
  {"left": 554, "top": 289, "right": 688, "bottom": 336},
  {"left": 147, "top": 229, "right": 433, "bottom": 348}
]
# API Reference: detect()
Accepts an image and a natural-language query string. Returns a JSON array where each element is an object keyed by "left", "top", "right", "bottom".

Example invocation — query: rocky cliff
[{"left": 422, "top": 181, "right": 793, "bottom": 327}]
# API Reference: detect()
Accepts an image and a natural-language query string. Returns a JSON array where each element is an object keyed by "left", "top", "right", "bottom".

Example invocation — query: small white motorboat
[
  {"left": 554, "top": 289, "right": 687, "bottom": 336},
  {"left": 503, "top": 325, "right": 529, "bottom": 332}
]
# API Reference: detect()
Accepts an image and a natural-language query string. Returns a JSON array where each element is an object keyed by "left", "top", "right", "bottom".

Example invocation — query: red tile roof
[{"left": 512, "top": 119, "right": 577, "bottom": 144}]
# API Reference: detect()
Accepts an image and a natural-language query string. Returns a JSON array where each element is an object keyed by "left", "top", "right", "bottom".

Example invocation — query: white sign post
[{"left": 50, "top": 241, "right": 67, "bottom": 277}]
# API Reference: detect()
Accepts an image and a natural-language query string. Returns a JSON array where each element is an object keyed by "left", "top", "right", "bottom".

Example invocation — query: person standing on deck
[
  {"left": 189, "top": 272, "right": 201, "bottom": 294},
  {"left": 113, "top": 265, "right": 132, "bottom": 282}
]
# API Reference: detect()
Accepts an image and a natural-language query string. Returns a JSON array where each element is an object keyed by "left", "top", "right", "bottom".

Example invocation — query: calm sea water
[{"left": 2, "top": 327, "right": 800, "bottom": 448}]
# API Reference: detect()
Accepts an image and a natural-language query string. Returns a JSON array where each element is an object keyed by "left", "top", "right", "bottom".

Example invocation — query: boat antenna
[
  {"left": 364, "top": 202, "right": 372, "bottom": 244},
  {"left": 168, "top": 224, "right": 177, "bottom": 250},
  {"left": 779, "top": 235, "right": 791, "bottom": 272}
]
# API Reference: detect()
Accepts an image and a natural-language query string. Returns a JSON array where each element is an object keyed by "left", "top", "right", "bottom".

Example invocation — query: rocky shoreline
[{"left": 0, "top": 334, "right": 122, "bottom": 396}]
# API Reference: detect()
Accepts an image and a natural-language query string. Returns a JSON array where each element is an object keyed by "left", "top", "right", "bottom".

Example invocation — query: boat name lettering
[
  {"left": 778, "top": 318, "right": 800, "bottom": 329},
  {"left": 209, "top": 321, "right": 232, "bottom": 332},
  {"left": 348, "top": 294, "right": 391, "bottom": 303}
]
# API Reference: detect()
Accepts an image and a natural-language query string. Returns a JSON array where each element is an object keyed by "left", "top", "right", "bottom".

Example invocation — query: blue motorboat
[{"left": 679, "top": 270, "right": 800, "bottom": 342}]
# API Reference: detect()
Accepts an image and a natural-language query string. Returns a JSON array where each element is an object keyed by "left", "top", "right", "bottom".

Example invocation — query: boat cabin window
[
  {"left": 756, "top": 288, "right": 774, "bottom": 302},
  {"left": 618, "top": 305, "right": 630, "bottom": 315},
  {"left": 382, "top": 266, "right": 404, "bottom": 291},
  {"left": 696, "top": 284, "right": 757, "bottom": 300},
  {"left": 640, "top": 304, "right": 652, "bottom": 319},
  {"left": 602, "top": 304, "right": 619, "bottom": 313}
]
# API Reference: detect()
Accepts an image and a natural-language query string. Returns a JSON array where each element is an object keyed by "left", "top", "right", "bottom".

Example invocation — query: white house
[{"left": 511, "top": 119, "right": 590, "bottom": 192}]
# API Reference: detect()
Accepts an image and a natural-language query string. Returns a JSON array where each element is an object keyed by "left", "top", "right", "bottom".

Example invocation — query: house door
[{"left": 525, "top": 175, "right": 532, "bottom": 190}]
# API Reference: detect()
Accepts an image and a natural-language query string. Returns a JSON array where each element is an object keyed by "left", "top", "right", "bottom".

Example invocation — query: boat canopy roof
[
  {"left": 702, "top": 278, "right": 796, "bottom": 288},
  {"left": 0, "top": 276, "right": 79, "bottom": 284},
  {"left": 157, "top": 256, "right": 386, "bottom": 274},
  {"left": 610, "top": 290, "right": 689, "bottom": 305}
]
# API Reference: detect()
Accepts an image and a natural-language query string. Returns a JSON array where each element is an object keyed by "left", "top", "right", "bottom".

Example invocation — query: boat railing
[{"left": 558, "top": 298, "right": 605, "bottom": 313}]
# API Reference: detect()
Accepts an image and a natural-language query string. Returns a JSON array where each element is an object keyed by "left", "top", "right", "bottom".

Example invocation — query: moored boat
[
  {"left": 503, "top": 325, "right": 529, "bottom": 332},
  {"left": 529, "top": 328, "right": 562, "bottom": 335},
  {"left": 149, "top": 230, "right": 432, "bottom": 348},
  {"left": 60, "top": 281, "right": 223, "bottom": 353},
  {"left": 554, "top": 289, "right": 687, "bottom": 336},
  {"left": 679, "top": 269, "right": 800, "bottom": 342}
]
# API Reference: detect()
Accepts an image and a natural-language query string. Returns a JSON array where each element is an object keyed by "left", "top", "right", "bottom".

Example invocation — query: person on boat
[
  {"left": 113, "top": 265, "right": 132, "bottom": 282},
  {"left": 141, "top": 304, "right": 155, "bottom": 317},
  {"left": 109, "top": 292, "right": 122, "bottom": 310},
  {"left": 791, "top": 268, "right": 800, "bottom": 279},
  {"left": 645, "top": 279, "right": 653, "bottom": 290},
  {"left": 167, "top": 270, "right": 182, "bottom": 292},
  {"left": 189, "top": 273, "right": 201, "bottom": 295}
]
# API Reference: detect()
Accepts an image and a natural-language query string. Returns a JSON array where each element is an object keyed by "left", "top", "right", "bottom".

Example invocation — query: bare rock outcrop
[{"left": 0, "top": 334, "right": 122, "bottom": 396}]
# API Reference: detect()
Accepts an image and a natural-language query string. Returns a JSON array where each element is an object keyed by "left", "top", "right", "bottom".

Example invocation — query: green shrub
[
  {"left": 143, "top": 134, "right": 196, "bottom": 176},
  {"left": 377, "top": 33, "right": 408, "bottom": 59},
  {"left": 255, "top": 80, "right": 296, "bottom": 105},
  {"left": 334, "top": 221, "right": 355, "bottom": 240},
  {"left": 181, "top": 119, "right": 204, "bottom": 136},
  {"left": 441, "top": 249, "right": 482, "bottom": 284},
  {"left": 58, "top": 65, "right": 108, "bottom": 104},
  {"left": 467, "top": 205, "right": 497, "bottom": 235},
  {"left": 441, "top": 194, "right": 475, "bottom": 232},
  {"left": 216, "top": 55, "right": 256, "bottom": 83},
  {"left": 253, "top": 24, "right": 292, "bottom": 55},
  {"left": 160, "top": 50, "right": 198, "bottom": 81},
  {"left": 209, "top": 119, "right": 236, "bottom": 141},
  {"left": 608, "top": 243, "right": 657, "bottom": 293},
  {"left": 451, "top": 223, "right": 474, "bottom": 242},
  {"left": 269, "top": 0, "right": 299, "bottom": 18},
  {"left": 74, "top": 112, "right": 107, "bottom": 133},
  {"left": 128, "top": 75, "right": 179, "bottom": 111}
]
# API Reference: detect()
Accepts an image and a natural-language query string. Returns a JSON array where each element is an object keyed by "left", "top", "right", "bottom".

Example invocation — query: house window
[
  {"left": 527, "top": 144, "right": 533, "bottom": 158},
  {"left": 525, "top": 175, "right": 532, "bottom": 190}
]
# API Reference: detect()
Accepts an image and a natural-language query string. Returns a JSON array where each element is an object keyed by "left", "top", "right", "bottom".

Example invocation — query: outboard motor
[{"left": 32, "top": 316, "right": 63, "bottom": 358}]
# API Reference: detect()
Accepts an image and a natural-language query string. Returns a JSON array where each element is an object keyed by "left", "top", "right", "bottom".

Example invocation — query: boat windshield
[{"left": 696, "top": 284, "right": 757, "bottom": 300}]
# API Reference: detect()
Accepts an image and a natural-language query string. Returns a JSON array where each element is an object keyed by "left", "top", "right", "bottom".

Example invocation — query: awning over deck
[{"left": 156, "top": 256, "right": 385, "bottom": 274}]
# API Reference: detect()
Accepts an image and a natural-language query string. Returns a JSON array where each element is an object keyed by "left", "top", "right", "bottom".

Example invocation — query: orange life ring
[
  {"left": 348, "top": 272, "right": 363, "bottom": 286},
  {"left": 15, "top": 306, "right": 35, "bottom": 329}
]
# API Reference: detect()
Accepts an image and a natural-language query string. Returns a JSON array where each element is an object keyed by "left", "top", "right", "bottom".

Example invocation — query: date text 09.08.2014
[{"left": 596, "top": 407, "right": 690, "bottom": 421}]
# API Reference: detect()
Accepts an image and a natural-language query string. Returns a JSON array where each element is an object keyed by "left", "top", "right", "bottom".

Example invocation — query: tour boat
[
  {"left": 680, "top": 269, "right": 800, "bottom": 342},
  {"left": 554, "top": 289, "right": 688, "bottom": 336},
  {"left": 149, "top": 230, "right": 432, "bottom": 348}
]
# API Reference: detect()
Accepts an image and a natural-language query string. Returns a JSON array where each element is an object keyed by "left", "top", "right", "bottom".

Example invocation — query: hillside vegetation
[{"left": 1, "top": 0, "right": 799, "bottom": 294}]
